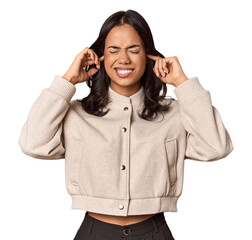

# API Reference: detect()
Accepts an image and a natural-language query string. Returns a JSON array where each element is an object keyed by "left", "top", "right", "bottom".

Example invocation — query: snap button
[
  {"left": 123, "top": 228, "right": 131, "bottom": 235},
  {"left": 119, "top": 204, "right": 124, "bottom": 210},
  {"left": 122, "top": 127, "right": 127, "bottom": 132},
  {"left": 120, "top": 165, "right": 125, "bottom": 170}
]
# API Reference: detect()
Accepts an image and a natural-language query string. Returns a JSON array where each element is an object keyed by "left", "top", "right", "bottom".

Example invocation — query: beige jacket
[{"left": 18, "top": 75, "right": 234, "bottom": 216}]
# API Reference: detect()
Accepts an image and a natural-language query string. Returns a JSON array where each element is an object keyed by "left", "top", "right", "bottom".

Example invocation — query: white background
[{"left": 0, "top": 0, "right": 251, "bottom": 239}]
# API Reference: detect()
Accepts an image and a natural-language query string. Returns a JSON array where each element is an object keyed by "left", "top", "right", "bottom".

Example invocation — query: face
[{"left": 104, "top": 24, "right": 147, "bottom": 94}]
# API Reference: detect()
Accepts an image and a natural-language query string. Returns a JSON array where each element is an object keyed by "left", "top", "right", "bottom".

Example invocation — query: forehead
[{"left": 105, "top": 24, "right": 143, "bottom": 46}]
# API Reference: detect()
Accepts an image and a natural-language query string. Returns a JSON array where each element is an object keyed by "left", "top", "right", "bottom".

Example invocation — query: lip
[
  {"left": 114, "top": 67, "right": 135, "bottom": 70},
  {"left": 114, "top": 68, "right": 134, "bottom": 78}
]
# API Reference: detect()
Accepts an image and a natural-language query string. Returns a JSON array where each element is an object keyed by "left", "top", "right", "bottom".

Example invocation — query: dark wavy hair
[{"left": 77, "top": 9, "right": 174, "bottom": 121}]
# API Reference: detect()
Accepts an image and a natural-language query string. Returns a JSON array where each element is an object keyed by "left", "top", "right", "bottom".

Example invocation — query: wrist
[
  {"left": 173, "top": 76, "right": 189, "bottom": 87},
  {"left": 62, "top": 74, "right": 76, "bottom": 85}
]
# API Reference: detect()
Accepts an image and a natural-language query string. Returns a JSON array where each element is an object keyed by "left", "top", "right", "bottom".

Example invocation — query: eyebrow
[{"left": 107, "top": 44, "right": 141, "bottom": 50}]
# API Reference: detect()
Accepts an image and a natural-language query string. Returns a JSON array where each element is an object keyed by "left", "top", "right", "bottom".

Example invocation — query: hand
[
  {"left": 147, "top": 54, "right": 189, "bottom": 87},
  {"left": 63, "top": 47, "right": 104, "bottom": 85}
]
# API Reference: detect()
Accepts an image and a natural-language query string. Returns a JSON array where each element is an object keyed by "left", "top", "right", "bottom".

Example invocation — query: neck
[{"left": 109, "top": 82, "right": 142, "bottom": 97}]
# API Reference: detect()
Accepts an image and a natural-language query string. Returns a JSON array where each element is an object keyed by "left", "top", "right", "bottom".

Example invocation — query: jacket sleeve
[
  {"left": 18, "top": 75, "right": 76, "bottom": 160},
  {"left": 174, "top": 77, "right": 234, "bottom": 161}
]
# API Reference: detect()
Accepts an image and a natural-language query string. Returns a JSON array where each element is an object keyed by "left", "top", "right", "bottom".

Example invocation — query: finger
[
  {"left": 88, "top": 49, "right": 95, "bottom": 62},
  {"left": 94, "top": 54, "right": 99, "bottom": 67},
  {"left": 159, "top": 60, "right": 166, "bottom": 77},
  {"left": 86, "top": 67, "right": 99, "bottom": 77},
  {"left": 82, "top": 59, "right": 97, "bottom": 67},
  {"left": 147, "top": 54, "right": 162, "bottom": 61},
  {"left": 162, "top": 60, "right": 169, "bottom": 74},
  {"left": 79, "top": 47, "right": 89, "bottom": 56},
  {"left": 153, "top": 60, "right": 160, "bottom": 78},
  {"left": 89, "top": 49, "right": 99, "bottom": 64},
  {"left": 157, "top": 60, "right": 163, "bottom": 77},
  {"left": 79, "top": 47, "right": 93, "bottom": 60},
  {"left": 95, "top": 55, "right": 104, "bottom": 69},
  {"left": 93, "top": 54, "right": 98, "bottom": 65},
  {"left": 84, "top": 48, "right": 94, "bottom": 63},
  {"left": 81, "top": 52, "right": 93, "bottom": 62},
  {"left": 89, "top": 49, "right": 100, "bottom": 67},
  {"left": 99, "top": 55, "right": 104, "bottom": 62},
  {"left": 147, "top": 54, "right": 161, "bottom": 60},
  {"left": 94, "top": 52, "right": 99, "bottom": 65}
]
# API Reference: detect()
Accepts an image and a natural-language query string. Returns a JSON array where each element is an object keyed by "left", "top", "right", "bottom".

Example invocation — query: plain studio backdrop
[{"left": 0, "top": 0, "right": 251, "bottom": 239}]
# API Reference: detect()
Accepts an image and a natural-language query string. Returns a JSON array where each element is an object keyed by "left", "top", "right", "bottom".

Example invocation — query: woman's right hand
[{"left": 62, "top": 47, "right": 104, "bottom": 85}]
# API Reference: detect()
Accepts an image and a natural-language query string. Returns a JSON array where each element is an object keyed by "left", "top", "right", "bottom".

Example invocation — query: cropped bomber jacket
[{"left": 18, "top": 75, "right": 234, "bottom": 216}]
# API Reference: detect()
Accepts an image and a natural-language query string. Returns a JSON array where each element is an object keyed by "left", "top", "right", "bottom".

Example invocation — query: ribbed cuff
[
  {"left": 173, "top": 77, "right": 210, "bottom": 103},
  {"left": 49, "top": 75, "right": 76, "bottom": 102}
]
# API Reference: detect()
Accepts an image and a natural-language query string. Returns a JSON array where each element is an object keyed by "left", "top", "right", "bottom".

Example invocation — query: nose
[{"left": 118, "top": 50, "right": 131, "bottom": 64}]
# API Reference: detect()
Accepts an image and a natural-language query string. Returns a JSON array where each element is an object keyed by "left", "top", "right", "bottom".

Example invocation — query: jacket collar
[{"left": 108, "top": 85, "right": 144, "bottom": 104}]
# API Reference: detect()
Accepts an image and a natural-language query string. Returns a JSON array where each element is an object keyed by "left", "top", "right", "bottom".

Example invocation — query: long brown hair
[{"left": 77, "top": 9, "right": 174, "bottom": 121}]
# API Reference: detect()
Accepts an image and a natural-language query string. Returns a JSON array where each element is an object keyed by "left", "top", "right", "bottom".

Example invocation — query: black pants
[{"left": 73, "top": 211, "right": 175, "bottom": 240}]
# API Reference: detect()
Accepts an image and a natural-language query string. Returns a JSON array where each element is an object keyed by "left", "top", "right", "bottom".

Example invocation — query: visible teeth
[{"left": 116, "top": 69, "right": 133, "bottom": 74}]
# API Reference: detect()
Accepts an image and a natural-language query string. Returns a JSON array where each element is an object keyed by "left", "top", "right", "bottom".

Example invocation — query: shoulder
[
  {"left": 68, "top": 98, "right": 86, "bottom": 115},
  {"left": 70, "top": 98, "right": 81, "bottom": 107},
  {"left": 159, "top": 97, "right": 178, "bottom": 108}
]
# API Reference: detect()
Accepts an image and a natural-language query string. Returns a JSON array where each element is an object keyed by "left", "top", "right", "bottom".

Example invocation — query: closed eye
[{"left": 109, "top": 51, "right": 140, "bottom": 54}]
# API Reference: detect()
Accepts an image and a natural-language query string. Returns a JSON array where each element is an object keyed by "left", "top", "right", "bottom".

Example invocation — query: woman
[{"left": 19, "top": 9, "right": 234, "bottom": 240}]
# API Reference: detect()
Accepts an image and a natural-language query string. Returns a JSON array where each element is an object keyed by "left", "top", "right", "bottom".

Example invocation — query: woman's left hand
[{"left": 147, "top": 54, "right": 189, "bottom": 87}]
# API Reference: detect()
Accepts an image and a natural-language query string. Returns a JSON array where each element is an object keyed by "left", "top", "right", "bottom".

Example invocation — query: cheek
[
  {"left": 103, "top": 55, "right": 110, "bottom": 71},
  {"left": 104, "top": 55, "right": 114, "bottom": 69},
  {"left": 136, "top": 56, "right": 146, "bottom": 73},
  {"left": 139, "top": 64, "right": 146, "bottom": 76},
  {"left": 104, "top": 56, "right": 115, "bottom": 78}
]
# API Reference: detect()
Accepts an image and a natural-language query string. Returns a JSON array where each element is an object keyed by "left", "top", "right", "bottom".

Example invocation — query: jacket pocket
[
  {"left": 65, "top": 137, "right": 84, "bottom": 195},
  {"left": 164, "top": 138, "right": 178, "bottom": 186}
]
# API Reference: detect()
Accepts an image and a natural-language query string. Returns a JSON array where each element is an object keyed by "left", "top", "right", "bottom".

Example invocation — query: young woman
[{"left": 19, "top": 9, "right": 234, "bottom": 240}]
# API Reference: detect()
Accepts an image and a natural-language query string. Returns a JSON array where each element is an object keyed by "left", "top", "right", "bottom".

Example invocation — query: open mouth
[{"left": 114, "top": 68, "right": 135, "bottom": 78}]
